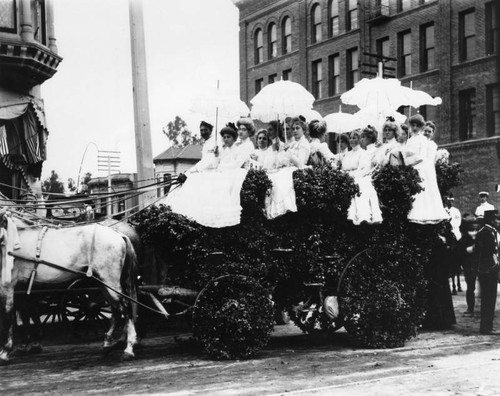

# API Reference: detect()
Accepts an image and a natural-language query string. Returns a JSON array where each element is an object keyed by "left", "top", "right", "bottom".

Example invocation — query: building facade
[
  {"left": 0, "top": 0, "right": 61, "bottom": 200},
  {"left": 88, "top": 173, "right": 139, "bottom": 219},
  {"left": 233, "top": 0, "right": 499, "bottom": 213}
]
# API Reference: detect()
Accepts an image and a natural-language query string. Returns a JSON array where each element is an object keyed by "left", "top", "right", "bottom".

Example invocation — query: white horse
[{"left": 0, "top": 210, "right": 139, "bottom": 365}]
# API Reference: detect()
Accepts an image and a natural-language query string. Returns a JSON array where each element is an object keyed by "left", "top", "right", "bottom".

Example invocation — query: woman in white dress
[
  {"left": 341, "top": 130, "right": 383, "bottom": 225},
  {"left": 332, "top": 134, "right": 350, "bottom": 168},
  {"left": 264, "top": 117, "right": 309, "bottom": 219},
  {"left": 360, "top": 125, "right": 381, "bottom": 168},
  {"left": 164, "top": 124, "right": 249, "bottom": 228},
  {"left": 308, "top": 119, "right": 334, "bottom": 166},
  {"left": 218, "top": 118, "right": 256, "bottom": 170},
  {"left": 405, "top": 114, "right": 448, "bottom": 224},
  {"left": 378, "top": 118, "right": 402, "bottom": 165},
  {"left": 287, "top": 116, "right": 311, "bottom": 169},
  {"left": 423, "top": 121, "right": 438, "bottom": 163},
  {"left": 250, "top": 129, "right": 276, "bottom": 170}
]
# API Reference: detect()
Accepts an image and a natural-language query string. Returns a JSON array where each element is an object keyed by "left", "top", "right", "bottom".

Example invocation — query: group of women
[{"left": 165, "top": 113, "right": 448, "bottom": 228}]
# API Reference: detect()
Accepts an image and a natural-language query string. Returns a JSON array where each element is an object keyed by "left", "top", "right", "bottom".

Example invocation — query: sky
[{"left": 41, "top": 0, "right": 240, "bottom": 183}]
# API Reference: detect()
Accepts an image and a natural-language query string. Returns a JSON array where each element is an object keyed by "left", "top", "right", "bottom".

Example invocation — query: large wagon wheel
[
  {"left": 60, "top": 279, "right": 112, "bottom": 339},
  {"left": 192, "top": 275, "right": 274, "bottom": 360}
]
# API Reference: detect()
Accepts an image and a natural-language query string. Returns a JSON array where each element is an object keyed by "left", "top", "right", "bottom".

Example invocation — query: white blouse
[
  {"left": 310, "top": 138, "right": 334, "bottom": 162},
  {"left": 287, "top": 135, "right": 311, "bottom": 168},
  {"left": 253, "top": 147, "right": 277, "bottom": 170},
  {"left": 341, "top": 146, "right": 371, "bottom": 178}
]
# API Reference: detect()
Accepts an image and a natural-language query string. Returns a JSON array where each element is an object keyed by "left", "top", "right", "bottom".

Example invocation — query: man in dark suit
[{"left": 475, "top": 209, "right": 500, "bottom": 334}]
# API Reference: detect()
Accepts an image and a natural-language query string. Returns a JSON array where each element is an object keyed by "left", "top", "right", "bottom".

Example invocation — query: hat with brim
[
  {"left": 479, "top": 191, "right": 489, "bottom": 197},
  {"left": 462, "top": 215, "right": 480, "bottom": 230}
]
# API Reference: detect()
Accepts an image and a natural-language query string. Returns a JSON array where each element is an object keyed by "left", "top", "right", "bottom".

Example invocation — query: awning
[{"left": 0, "top": 89, "right": 49, "bottom": 177}]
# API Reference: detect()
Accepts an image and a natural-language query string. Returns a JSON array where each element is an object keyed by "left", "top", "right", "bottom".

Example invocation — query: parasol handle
[{"left": 215, "top": 106, "right": 218, "bottom": 147}]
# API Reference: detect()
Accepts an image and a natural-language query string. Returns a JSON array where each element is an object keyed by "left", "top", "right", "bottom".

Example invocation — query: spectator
[
  {"left": 475, "top": 209, "right": 500, "bottom": 335},
  {"left": 474, "top": 191, "right": 495, "bottom": 218},
  {"left": 456, "top": 216, "right": 480, "bottom": 316}
]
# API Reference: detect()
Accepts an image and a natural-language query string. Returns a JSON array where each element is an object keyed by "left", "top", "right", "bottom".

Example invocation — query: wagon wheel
[
  {"left": 38, "top": 293, "right": 64, "bottom": 325},
  {"left": 192, "top": 275, "right": 274, "bottom": 360},
  {"left": 60, "top": 279, "right": 112, "bottom": 339}
]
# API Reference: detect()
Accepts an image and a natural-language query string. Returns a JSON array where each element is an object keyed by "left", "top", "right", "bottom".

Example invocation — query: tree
[
  {"left": 42, "top": 170, "right": 65, "bottom": 195},
  {"left": 162, "top": 116, "right": 203, "bottom": 148}
]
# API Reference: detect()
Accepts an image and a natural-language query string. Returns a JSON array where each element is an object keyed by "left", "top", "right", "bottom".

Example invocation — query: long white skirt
[
  {"left": 347, "top": 175, "right": 383, "bottom": 225},
  {"left": 162, "top": 169, "right": 248, "bottom": 228},
  {"left": 264, "top": 167, "right": 298, "bottom": 220},
  {"left": 408, "top": 160, "right": 448, "bottom": 224}
]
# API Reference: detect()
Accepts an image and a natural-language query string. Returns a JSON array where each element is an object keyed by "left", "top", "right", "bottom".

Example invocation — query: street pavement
[{"left": 2, "top": 278, "right": 500, "bottom": 395}]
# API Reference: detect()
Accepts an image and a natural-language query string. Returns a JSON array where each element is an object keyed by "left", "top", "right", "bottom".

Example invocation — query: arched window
[
  {"left": 254, "top": 29, "right": 263, "bottom": 64},
  {"left": 282, "top": 17, "right": 292, "bottom": 55},
  {"left": 328, "top": 0, "right": 339, "bottom": 37},
  {"left": 268, "top": 23, "right": 277, "bottom": 59},
  {"left": 311, "top": 4, "right": 322, "bottom": 44}
]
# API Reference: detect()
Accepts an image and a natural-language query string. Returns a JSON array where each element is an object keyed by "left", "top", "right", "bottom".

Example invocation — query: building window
[
  {"left": 311, "top": 4, "right": 322, "bottom": 44},
  {"left": 32, "top": 0, "right": 47, "bottom": 45},
  {"left": 486, "top": 84, "right": 500, "bottom": 137},
  {"left": 398, "top": 30, "right": 412, "bottom": 77},
  {"left": 328, "top": 0, "right": 339, "bottom": 37},
  {"left": 0, "top": 0, "right": 16, "bottom": 32},
  {"left": 254, "top": 29, "right": 263, "bottom": 64},
  {"left": 418, "top": 105, "right": 437, "bottom": 125},
  {"left": 268, "top": 74, "right": 277, "bottom": 84},
  {"left": 328, "top": 53, "right": 340, "bottom": 96},
  {"left": 347, "top": 48, "right": 359, "bottom": 89},
  {"left": 458, "top": 88, "right": 476, "bottom": 141},
  {"left": 377, "top": 36, "right": 390, "bottom": 59},
  {"left": 397, "top": 0, "right": 411, "bottom": 12},
  {"left": 282, "top": 69, "right": 292, "bottom": 81},
  {"left": 486, "top": 2, "right": 499, "bottom": 55},
  {"left": 282, "top": 17, "right": 292, "bottom": 55},
  {"left": 255, "top": 78, "right": 264, "bottom": 95},
  {"left": 312, "top": 59, "right": 322, "bottom": 99},
  {"left": 347, "top": 0, "right": 358, "bottom": 31},
  {"left": 420, "top": 23, "right": 435, "bottom": 72},
  {"left": 459, "top": 9, "right": 475, "bottom": 61},
  {"left": 268, "top": 23, "right": 277, "bottom": 60}
]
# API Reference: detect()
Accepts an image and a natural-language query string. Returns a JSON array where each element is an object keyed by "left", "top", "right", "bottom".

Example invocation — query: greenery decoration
[
  {"left": 435, "top": 159, "right": 463, "bottom": 198},
  {"left": 134, "top": 163, "right": 449, "bottom": 357},
  {"left": 192, "top": 275, "right": 274, "bottom": 359}
]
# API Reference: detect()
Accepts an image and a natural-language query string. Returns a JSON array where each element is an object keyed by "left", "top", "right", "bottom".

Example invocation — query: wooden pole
[{"left": 129, "top": 0, "right": 155, "bottom": 209}]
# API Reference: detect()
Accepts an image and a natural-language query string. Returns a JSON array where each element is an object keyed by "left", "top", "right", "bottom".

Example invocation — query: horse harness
[{"left": 26, "top": 226, "right": 48, "bottom": 295}]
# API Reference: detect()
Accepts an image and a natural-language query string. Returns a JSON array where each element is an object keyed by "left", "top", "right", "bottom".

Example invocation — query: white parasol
[{"left": 250, "top": 80, "right": 315, "bottom": 122}]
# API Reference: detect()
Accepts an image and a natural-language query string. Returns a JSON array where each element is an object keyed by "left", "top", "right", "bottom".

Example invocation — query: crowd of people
[
  {"left": 172, "top": 112, "right": 449, "bottom": 227},
  {"left": 163, "top": 112, "right": 500, "bottom": 336},
  {"left": 422, "top": 189, "right": 500, "bottom": 336}
]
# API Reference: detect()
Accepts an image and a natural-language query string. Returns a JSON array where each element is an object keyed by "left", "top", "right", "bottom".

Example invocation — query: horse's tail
[{"left": 121, "top": 236, "right": 138, "bottom": 322}]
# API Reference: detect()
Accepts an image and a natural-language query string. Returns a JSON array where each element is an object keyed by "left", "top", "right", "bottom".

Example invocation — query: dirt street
[{"left": 1, "top": 283, "right": 500, "bottom": 396}]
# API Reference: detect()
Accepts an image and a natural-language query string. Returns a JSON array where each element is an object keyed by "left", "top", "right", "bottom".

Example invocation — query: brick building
[
  {"left": 0, "top": 0, "right": 61, "bottom": 199},
  {"left": 233, "top": 0, "right": 499, "bottom": 213}
]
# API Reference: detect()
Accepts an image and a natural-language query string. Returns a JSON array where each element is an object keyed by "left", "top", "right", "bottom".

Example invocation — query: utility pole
[{"left": 129, "top": 0, "right": 155, "bottom": 210}]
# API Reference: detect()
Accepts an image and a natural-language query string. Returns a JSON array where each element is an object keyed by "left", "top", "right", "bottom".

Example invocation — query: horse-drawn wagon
[{"left": 0, "top": 156, "right": 461, "bottom": 364}]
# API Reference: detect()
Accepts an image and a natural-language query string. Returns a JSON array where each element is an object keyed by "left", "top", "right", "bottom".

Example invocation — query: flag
[{"left": 0, "top": 125, "right": 9, "bottom": 156}]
